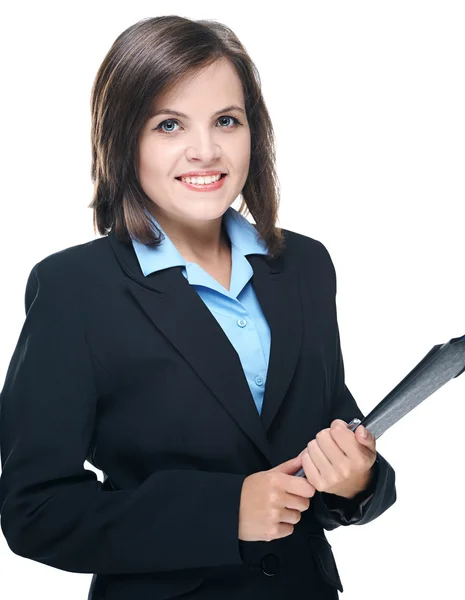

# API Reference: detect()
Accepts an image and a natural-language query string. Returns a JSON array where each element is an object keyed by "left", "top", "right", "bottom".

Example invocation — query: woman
[{"left": 0, "top": 15, "right": 396, "bottom": 600}]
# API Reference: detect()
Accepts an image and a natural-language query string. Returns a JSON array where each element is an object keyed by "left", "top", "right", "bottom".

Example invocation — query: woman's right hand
[{"left": 238, "top": 454, "right": 316, "bottom": 542}]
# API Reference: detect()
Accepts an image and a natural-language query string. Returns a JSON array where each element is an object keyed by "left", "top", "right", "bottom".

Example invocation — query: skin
[
  {"left": 136, "top": 57, "right": 251, "bottom": 266},
  {"left": 136, "top": 58, "right": 376, "bottom": 500},
  {"left": 300, "top": 420, "right": 378, "bottom": 499}
]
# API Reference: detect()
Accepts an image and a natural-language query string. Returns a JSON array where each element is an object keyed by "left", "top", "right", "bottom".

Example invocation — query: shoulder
[
  {"left": 280, "top": 227, "right": 335, "bottom": 276},
  {"left": 33, "top": 235, "right": 109, "bottom": 277},
  {"left": 281, "top": 227, "right": 329, "bottom": 256},
  {"left": 25, "top": 236, "right": 111, "bottom": 312}
]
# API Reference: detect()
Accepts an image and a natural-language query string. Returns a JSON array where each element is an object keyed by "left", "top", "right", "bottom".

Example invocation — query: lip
[
  {"left": 176, "top": 170, "right": 227, "bottom": 178},
  {"left": 176, "top": 173, "right": 227, "bottom": 192}
]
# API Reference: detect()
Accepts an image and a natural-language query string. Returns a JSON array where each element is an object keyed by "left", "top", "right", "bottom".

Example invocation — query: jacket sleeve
[
  {"left": 0, "top": 261, "right": 247, "bottom": 574},
  {"left": 309, "top": 243, "right": 397, "bottom": 530}
]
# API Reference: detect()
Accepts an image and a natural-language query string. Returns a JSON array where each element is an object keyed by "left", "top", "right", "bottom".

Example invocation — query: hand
[
  {"left": 299, "top": 419, "right": 377, "bottom": 499},
  {"left": 238, "top": 455, "right": 316, "bottom": 542}
]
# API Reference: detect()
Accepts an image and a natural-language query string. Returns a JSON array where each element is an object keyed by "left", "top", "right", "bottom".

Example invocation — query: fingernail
[{"left": 361, "top": 426, "right": 368, "bottom": 438}]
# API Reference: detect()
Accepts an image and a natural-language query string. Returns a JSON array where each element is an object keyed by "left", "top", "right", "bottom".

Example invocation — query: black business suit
[{"left": 0, "top": 225, "right": 396, "bottom": 600}]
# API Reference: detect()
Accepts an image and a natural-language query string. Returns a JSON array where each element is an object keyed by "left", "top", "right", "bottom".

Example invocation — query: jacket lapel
[{"left": 107, "top": 230, "right": 303, "bottom": 466}]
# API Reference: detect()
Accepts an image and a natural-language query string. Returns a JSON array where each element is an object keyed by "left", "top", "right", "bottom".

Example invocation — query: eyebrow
[{"left": 148, "top": 105, "right": 246, "bottom": 119}]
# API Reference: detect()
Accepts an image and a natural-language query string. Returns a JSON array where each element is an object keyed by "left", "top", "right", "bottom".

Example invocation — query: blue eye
[
  {"left": 154, "top": 115, "right": 241, "bottom": 134},
  {"left": 217, "top": 116, "right": 240, "bottom": 128},
  {"left": 157, "top": 119, "right": 179, "bottom": 133}
]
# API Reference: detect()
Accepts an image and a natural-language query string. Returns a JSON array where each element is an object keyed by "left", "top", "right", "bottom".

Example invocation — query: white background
[{"left": 1, "top": 1, "right": 464, "bottom": 598}]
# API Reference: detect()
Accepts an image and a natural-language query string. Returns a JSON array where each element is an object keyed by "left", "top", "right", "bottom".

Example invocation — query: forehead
[{"left": 150, "top": 59, "right": 244, "bottom": 113}]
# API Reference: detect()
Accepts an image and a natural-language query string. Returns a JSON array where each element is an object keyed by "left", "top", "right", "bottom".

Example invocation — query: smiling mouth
[{"left": 175, "top": 174, "right": 227, "bottom": 181}]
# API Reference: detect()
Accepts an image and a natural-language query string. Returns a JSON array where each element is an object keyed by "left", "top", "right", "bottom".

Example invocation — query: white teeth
[{"left": 181, "top": 174, "right": 222, "bottom": 184}]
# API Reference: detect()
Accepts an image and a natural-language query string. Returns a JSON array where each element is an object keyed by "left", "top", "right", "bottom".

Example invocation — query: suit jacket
[{"left": 0, "top": 226, "right": 396, "bottom": 600}]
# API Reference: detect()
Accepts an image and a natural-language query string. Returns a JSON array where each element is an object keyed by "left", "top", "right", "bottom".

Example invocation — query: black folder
[{"left": 294, "top": 334, "right": 465, "bottom": 478}]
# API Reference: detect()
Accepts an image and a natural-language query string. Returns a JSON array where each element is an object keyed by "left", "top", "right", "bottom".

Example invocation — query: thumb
[
  {"left": 356, "top": 425, "right": 375, "bottom": 448},
  {"left": 271, "top": 455, "right": 303, "bottom": 474}
]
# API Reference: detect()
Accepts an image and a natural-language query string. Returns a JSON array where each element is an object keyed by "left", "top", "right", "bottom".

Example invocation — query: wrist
[{"left": 340, "top": 465, "right": 375, "bottom": 500}]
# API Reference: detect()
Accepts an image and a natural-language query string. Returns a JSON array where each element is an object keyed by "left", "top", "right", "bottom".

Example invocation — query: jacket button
[{"left": 260, "top": 553, "right": 280, "bottom": 576}]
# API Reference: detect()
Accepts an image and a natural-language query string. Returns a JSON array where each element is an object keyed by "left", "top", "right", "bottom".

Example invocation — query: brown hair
[{"left": 89, "top": 15, "right": 286, "bottom": 258}]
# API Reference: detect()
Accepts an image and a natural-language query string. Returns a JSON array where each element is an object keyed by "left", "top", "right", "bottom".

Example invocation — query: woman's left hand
[{"left": 299, "top": 419, "right": 377, "bottom": 499}]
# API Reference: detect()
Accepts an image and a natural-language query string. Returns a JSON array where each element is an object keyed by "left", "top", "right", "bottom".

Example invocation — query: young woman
[{"left": 0, "top": 15, "right": 396, "bottom": 600}]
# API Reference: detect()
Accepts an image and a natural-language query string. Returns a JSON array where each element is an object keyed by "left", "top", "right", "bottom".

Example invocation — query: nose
[{"left": 185, "top": 128, "right": 221, "bottom": 163}]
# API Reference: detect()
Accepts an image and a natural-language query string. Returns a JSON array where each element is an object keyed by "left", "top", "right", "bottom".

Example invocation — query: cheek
[
  {"left": 241, "top": 145, "right": 251, "bottom": 169},
  {"left": 230, "top": 134, "right": 251, "bottom": 172},
  {"left": 138, "top": 139, "right": 174, "bottom": 183},
  {"left": 240, "top": 129, "right": 251, "bottom": 158}
]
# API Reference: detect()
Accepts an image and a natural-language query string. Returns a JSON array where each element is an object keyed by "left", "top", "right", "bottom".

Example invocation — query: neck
[{"left": 150, "top": 208, "right": 230, "bottom": 264}]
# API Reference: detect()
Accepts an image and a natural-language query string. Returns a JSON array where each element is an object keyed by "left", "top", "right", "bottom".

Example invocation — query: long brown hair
[{"left": 89, "top": 15, "right": 286, "bottom": 258}]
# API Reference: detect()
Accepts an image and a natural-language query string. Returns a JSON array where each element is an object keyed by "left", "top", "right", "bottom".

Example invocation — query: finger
[
  {"left": 283, "top": 491, "right": 311, "bottom": 512},
  {"left": 329, "top": 419, "right": 361, "bottom": 460},
  {"left": 307, "top": 438, "right": 337, "bottom": 483},
  {"left": 314, "top": 428, "right": 348, "bottom": 468},
  {"left": 356, "top": 425, "right": 377, "bottom": 451},
  {"left": 330, "top": 420, "right": 376, "bottom": 469},
  {"left": 300, "top": 449, "right": 322, "bottom": 489}
]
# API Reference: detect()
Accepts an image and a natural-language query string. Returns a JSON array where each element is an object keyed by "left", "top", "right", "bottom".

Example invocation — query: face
[{"left": 137, "top": 59, "right": 251, "bottom": 231}]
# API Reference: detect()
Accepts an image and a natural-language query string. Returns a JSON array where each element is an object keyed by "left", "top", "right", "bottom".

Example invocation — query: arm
[
  {"left": 310, "top": 243, "right": 397, "bottom": 529},
  {"left": 0, "top": 261, "right": 247, "bottom": 574}
]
